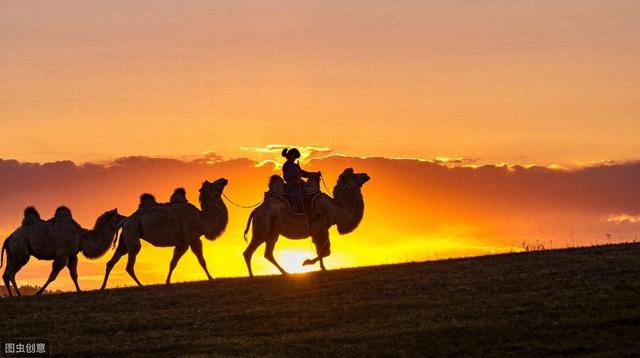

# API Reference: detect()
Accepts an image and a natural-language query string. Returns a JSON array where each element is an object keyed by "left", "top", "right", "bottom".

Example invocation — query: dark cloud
[
  {"left": 3, "top": 154, "right": 640, "bottom": 291},
  {"left": 307, "top": 156, "right": 640, "bottom": 244},
  {"left": 0, "top": 155, "right": 639, "bottom": 247}
]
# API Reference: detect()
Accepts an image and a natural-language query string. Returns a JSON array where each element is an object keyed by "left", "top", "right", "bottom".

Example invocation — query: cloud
[
  {"left": 307, "top": 156, "right": 640, "bottom": 243},
  {"left": 2, "top": 155, "right": 639, "bottom": 233},
  {"left": 433, "top": 157, "right": 478, "bottom": 166},
  {"left": 605, "top": 214, "right": 640, "bottom": 224},
  {"left": 240, "top": 144, "right": 333, "bottom": 167},
  {"left": 2, "top": 154, "right": 640, "bottom": 290}
]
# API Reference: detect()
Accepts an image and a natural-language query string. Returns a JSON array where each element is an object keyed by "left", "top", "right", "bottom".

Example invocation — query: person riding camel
[{"left": 281, "top": 148, "right": 319, "bottom": 213}]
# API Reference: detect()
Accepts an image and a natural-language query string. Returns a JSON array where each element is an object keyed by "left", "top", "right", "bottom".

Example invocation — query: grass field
[{"left": 2, "top": 243, "right": 640, "bottom": 356}]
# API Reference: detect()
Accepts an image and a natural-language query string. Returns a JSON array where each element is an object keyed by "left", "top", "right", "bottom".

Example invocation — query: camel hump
[
  {"left": 268, "top": 175, "right": 285, "bottom": 194},
  {"left": 139, "top": 193, "right": 158, "bottom": 208},
  {"left": 22, "top": 206, "right": 42, "bottom": 225},
  {"left": 54, "top": 206, "right": 73, "bottom": 219},
  {"left": 170, "top": 187, "right": 188, "bottom": 204}
]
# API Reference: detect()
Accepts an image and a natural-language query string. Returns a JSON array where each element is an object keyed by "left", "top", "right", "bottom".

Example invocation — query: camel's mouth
[
  {"left": 212, "top": 178, "right": 229, "bottom": 192},
  {"left": 218, "top": 179, "right": 229, "bottom": 191},
  {"left": 360, "top": 174, "right": 371, "bottom": 184}
]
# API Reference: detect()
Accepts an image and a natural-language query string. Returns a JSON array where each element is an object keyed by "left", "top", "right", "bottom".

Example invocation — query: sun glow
[
  {"left": 275, "top": 250, "right": 320, "bottom": 274},
  {"left": 240, "top": 145, "right": 334, "bottom": 168}
]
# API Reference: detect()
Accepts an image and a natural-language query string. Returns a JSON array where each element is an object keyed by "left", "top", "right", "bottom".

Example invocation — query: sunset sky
[
  {"left": 2, "top": 1, "right": 640, "bottom": 164},
  {"left": 1, "top": 1, "right": 640, "bottom": 291}
]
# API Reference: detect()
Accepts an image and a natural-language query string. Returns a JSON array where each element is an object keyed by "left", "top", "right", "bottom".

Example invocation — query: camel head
[
  {"left": 333, "top": 168, "right": 370, "bottom": 235},
  {"left": 199, "top": 178, "right": 228, "bottom": 196},
  {"left": 94, "top": 209, "right": 127, "bottom": 231},
  {"left": 337, "top": 168, "right": 371, "bottom": 190},
  {"left": 198, "top": 178, "right": 230, "bottom": 240},
  {"left": 199, "top": 178, "right": 228, "bottom": 206}
]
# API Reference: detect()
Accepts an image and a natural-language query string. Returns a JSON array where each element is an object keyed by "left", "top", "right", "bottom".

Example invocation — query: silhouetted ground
[
  {"left": 0, "top": 285, "right": 62, "bottom": 296},
  {"left": 2, "top": 243, "right": 640, "bottom": 356}
]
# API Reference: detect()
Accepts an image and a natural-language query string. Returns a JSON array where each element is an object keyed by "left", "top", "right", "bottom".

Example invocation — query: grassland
[{"left": 1, "top": 243, "right": 640, "bottom": 357}]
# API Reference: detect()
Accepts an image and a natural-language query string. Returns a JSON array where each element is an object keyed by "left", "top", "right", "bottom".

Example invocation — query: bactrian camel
[
  {"left": 243, "top": 168, "right": 370, "bottom": 276},
  {"left": 1, "top": 207, "right": 126, "bottom": 296},
  {"left": 101, "top": 178, "right": 229, "bottom": 288}
]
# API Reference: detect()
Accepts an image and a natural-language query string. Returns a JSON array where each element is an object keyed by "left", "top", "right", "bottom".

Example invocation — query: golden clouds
[{"left": 240, "top": 145, "right": 333, "bottom": 168}]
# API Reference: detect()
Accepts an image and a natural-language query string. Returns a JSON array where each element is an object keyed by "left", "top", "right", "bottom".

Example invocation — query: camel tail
[
  {"left": 243, "top": 209, "right": 256, "bottom": 242},
  {"left": 0, "top": 237, "right": 7, "bottom": 268}
]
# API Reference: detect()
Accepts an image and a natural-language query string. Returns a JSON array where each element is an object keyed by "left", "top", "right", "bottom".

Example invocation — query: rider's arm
[{"left": 298, "top": 164, "right": 311, "bottom": 178}]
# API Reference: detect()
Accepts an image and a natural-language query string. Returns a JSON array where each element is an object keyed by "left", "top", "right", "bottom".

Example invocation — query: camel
[
  {"left": 101, "top": 178, "right": 229, "bottom": 288},
  {"left": 242, "top": 168, "right": 370, "bottom": 276},
  {"left": 1, "top": 207, "right": 126, "bottom": 296}
]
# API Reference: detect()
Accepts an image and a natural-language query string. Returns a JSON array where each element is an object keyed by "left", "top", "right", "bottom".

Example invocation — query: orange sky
[
  {"left": 1, "top": 1, "right": 639, "bottom": 164},
  {"left": 2, "top": 2, "right": 640, "bottom": 291}
]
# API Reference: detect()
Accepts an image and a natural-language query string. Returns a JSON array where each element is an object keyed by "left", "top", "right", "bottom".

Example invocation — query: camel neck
[
  {"left": 333, "top": 184, "right": 365, "bottom": 235},
  {"left": 81, "top": 224, "right": 114, "bottom": 259},
  {"left": 200, "top": 196, "right": 229, "bottom": 240}
]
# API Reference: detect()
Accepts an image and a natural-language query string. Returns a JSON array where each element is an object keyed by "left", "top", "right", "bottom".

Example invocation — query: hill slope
[{"left": 2, "top": 244, "right": 640, "bottom": 356}]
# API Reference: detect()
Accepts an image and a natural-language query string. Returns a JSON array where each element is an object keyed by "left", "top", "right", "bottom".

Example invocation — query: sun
[{"left": 276, "top": 250, "right": 320, "bottom": 274}]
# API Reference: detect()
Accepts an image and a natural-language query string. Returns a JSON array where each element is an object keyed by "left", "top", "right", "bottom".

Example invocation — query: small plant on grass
[{"left": 521, "top": 240, "right": 545, "bottom": 252}]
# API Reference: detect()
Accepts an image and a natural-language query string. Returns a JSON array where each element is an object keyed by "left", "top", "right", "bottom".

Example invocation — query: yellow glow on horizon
[{"left": 276, "top": 250, "right": 325, "bottom": 274}]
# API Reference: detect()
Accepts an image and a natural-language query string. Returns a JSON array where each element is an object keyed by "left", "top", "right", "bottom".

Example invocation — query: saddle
[
  {"left": 265, "top": 189, "right": 321, "bottom": 215},
  {"left": 266, "top": 175, "right": 322, "bottom": 216}
]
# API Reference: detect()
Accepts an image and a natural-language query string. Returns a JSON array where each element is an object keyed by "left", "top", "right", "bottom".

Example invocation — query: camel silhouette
[
  {"left": 1, "top": 208, "right": 125, "bottom": 296},
  {"left": 101, "top": 179, "right": 229, "bottom": 288},
  {"left": 243, "top": 168, "right": 370, "bottom": 276}
]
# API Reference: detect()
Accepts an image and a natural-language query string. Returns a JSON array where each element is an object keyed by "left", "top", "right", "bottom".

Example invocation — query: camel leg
[
  {"left": 125, "top": 241, "right": 143, "bottom": 287},
  {"left": 9, "top": 264, "right": 24, "bottom": 297},
  {"left": 6, "top": 252, "right": 28, "bottom": 297},
  {"left": 264, "top": 237, "right": 288, "bottom": 275},
  {"left": 3, "top": 275, "right": 11, "bottom": 297},
  {"left": 101, "top": 239, "right": 128, "bottom": 290},
  {"left": 302, "top": 258, "right": 327, "bottom": 271},
  {"left": 166, "top": 244, "right": 188, "bottom": 284},
  {"left": 304, "top": 231, "right": 331, "bottom": 270},
  {"left": 190, "top": 239, "right": 213, "bottom": 281},
  {"left": 67, "top": 255, "right": 81, "bottom": 292},
  {"left": 36, "top": 256, "right": 68, "bottom": 295},
  {"left": 3, "top": 264, "right": 13, "bottom": 297},
  {"left": 243, "top": 238, "right": 263, "bottom": 278},
  {"left": 302, "top": 257, "right": 320, "bottom": 266},
  {"left": 3, "top": 252, "right": 16, "bottom": 297},
  {"left": 11, "top": 276, "right": 21, "bottom": 297}
]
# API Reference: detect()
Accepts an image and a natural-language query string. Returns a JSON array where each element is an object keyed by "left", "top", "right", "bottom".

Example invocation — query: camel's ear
[
  {"left": 200, "top": 181, "right": 209, "bottom": 192},
  {"left": 345, "top": 168, "right": 354, "bottom": 175},
  {"left": 113, "top": 208, "right": 118, "bottom": 213}
]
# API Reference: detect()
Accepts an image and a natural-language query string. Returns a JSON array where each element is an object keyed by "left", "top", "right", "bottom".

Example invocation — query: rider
[{"left": 281, "top": 148, "right": 318, "bottom": 213}]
